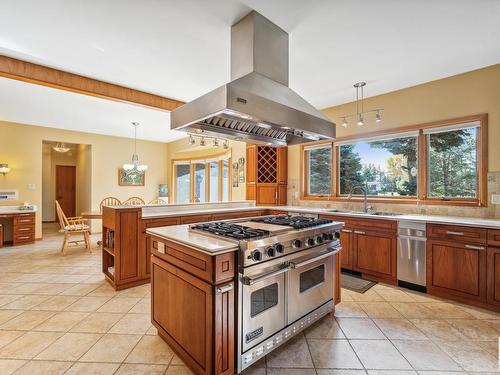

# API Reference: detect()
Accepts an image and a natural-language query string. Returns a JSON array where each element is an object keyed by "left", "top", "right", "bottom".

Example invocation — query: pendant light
[
  {"left": 339, "top": 82, "right": 383, "bottom": 128},
  {"left": 123, "top": 122, "right": 148, "bottom": 175}
]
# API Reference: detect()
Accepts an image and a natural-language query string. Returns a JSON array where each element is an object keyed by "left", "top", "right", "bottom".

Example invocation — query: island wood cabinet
[
  {"left": 320, "top": 214, "right": 397, "bottom": 283},
  {"left": 246, "top": 145, "right": 287, "bottom": 205},
  {"left": 150, "top": 237, "right": 235, "bottom": 375},
  {"left": 487, "top": 229, "right": 500, "bottom": 307}
]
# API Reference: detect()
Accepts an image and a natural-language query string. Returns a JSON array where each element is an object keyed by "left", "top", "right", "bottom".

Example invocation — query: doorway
[{"left": 56, "top": 165, "right": 76, "bottom": 217}]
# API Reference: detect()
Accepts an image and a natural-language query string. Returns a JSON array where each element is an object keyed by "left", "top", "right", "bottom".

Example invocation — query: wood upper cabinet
[
  {"left": 353, "top": 229, "right": 397, "bottom": 280},
  {"left": 427, "top": 239, "right": 486, "bottom": 302},
  {"left": 487, "top": 246, "right": 500, "bottom": 306},
  {"left": 246, "top": 145, "right": 287, "bottom": 205}
]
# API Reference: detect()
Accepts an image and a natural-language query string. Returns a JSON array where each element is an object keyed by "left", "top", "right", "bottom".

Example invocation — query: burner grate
[
  {"left": 191, "top": 222, "right": 270, "bottom": 240},
  {"left": 251, "top": 215, "right": 333, "bottom": 230}
]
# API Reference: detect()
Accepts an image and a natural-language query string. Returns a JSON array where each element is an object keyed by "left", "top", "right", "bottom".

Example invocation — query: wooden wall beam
[{"left": 0, "top": 55, "right": 184, "bottom": 111}]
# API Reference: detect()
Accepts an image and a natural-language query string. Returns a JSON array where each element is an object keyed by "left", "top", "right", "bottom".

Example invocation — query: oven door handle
[
  {"left": 242, "top": 265, "right": 291, "bottom": 285},
  {"left": 289, "top": 247, "right": 341, "bottom": 269}
]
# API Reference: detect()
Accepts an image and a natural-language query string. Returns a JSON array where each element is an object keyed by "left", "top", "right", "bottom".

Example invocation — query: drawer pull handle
[
  {"left": 18, "top": 228, "right": 31, "bottom": 231},
  {"left": 18, "top": 236, "right": 30, "bottom": 240},
  {"left": 217, "top": 284, "right": 233, "bottom": 293},
  {"left": 341, "top": 229, "right": 353, "bottom": 233},
  {"left": 446, "top": 231, "right": 464, "bottom": 236},
  {"left": 465, "top": 244, "right": 485, "bottom": 250},
  {"left": 354, "top": 230, "right": 365, "bottom": 235}
]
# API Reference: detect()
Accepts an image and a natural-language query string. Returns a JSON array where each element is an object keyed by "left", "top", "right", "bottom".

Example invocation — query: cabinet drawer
[
  {"left": 488, "top": 229, "right": 500, "bottom": 247},
  {"left": 14, "top": 233, "right": 35, "bottom": 243},
  {"left": 180, "top": 215, "right": 213, "bottom": 224},
  {"left": 14, "top": 215, "right": 35, "bottom": 225},
  {"left": 143, "top": 217, "right": 180, "bottom": 230},
  {"left": 13, "top": 225, "right": 35, "bottom": 235},
  {"left": 428, "top": 224, "right": 487, "bottom": 244}
]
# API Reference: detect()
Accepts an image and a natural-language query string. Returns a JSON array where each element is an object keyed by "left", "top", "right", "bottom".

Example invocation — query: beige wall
[
  {"left": 288, "top": 63, "right": 500, "bottom": 216},
  {"left": 0, "top": 121, "right": 168, "bottom": 237},
  {"left": 166, "top": 137, "right": 247, "bottom": 202}
]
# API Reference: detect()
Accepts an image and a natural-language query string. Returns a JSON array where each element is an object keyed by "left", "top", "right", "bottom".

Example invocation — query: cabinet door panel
[
  {"left": 277, "top": 147, "right": 287, "bottom": 184},
  {"left": 339, "top": 229, "right": 353, "bottom": 270},
  {"left": 152, "top": 258, "right": 212, "bottom": 373},
  {"left": 354, "top": 230, "right": 395, "bottom": 278},
  {"left": 256, "top": 185, "right": 277, "bottom": 205},
  {"left": 487, "top": 247, "right": 500, "bottom": 306},
  {"left": 214, "top": 283, "right": 235, "bottom": 375},
  {"left": 428, "top": 240, "right": 486, "bottom": 302},
  {"left": 119, "top": 211, "right": 140, "bottom": 281},
  {"left": 278, "top": 184, "right": 287, "bottom": 205}
]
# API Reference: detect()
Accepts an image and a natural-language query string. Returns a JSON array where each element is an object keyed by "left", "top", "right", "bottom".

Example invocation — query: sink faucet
[{"left": 347, "top": 185, "right": 373, "bottom": 213}]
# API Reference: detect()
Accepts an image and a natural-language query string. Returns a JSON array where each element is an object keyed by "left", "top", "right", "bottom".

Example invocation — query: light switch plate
[
  {"left": 27, "top": 184, "right": 36, "bottom": 190},
  {"left": 492, "top": 194, "right": 500, "bottom": 205}
]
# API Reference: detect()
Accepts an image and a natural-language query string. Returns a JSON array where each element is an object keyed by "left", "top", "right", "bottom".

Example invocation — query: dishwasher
[{"left": 397, "top": 221, "right": 427, "bottom": 292}]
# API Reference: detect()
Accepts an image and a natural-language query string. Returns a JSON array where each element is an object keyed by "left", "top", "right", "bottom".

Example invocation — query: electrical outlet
[
  {"left": 27, "top": 183, "right": 36, "bottom": 190},
  {"left": 492, "top": 194, "right": 500, "bottom": 205}
]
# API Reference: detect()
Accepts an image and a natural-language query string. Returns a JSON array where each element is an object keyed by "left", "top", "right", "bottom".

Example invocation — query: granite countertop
[
  {"left": 0, "top": 206, "right": 37, "bottom": 215},
  {"left": 146, "top": 225, "right": 239, "bottom": 255},
  {"left": 142, "top": 204, "right": 500, "bottom": 229}
]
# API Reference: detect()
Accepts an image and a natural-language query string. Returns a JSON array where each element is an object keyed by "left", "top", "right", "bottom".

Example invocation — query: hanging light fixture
[
  {"left": 123, "top": 122, "right": 148, "bottom": 175},
  {"left": 223, "top": 140, "right": 229, "bottom": 149},
  {"left": 213, "top": 138, "right": 219, "bottom": 147},
  {"left": 199, "top": 137, "right": 206, "bottom": 146},
  {"left": 188, "top": 134, "right": 195, "bottom": 145},
  {"left": 52, "top": 142, "right": 70, "bottom": 153},
  {"left": 339, "top": 82, "right": 383, "bottom": 128},
  {"left": 0, "top": 164, "right": 10, "bottom": 175}
]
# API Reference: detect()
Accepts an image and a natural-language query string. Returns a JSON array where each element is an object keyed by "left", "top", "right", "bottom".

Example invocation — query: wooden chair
[
  {"left": 148, "top": 198, "right": 167, "bottom": 205},
  {"left": 100, "top": 196, "right": 122, "bottom": 212},
  {"left": 123, "top": 197, "right": 145, "bottom": 206},
  {"left": 55, "top": 200, "right": 91, "bottom": 255}
]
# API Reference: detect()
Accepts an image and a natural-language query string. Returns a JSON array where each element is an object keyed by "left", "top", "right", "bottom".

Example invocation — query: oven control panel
[{"left": 243, "top": 229, "right": 340, "bottom": 267}]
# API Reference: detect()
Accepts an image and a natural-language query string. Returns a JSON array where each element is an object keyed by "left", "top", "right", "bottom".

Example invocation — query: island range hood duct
[{"left": 170, "top": 11, "right": 336, "bottom": 146}]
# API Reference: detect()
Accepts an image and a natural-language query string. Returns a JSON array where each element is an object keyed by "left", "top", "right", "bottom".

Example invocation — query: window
[
  {"left": 304, "top": 144, "right": 332, "bottom": 196},
  {"left": 301, "top": 114, "right": 487, "bottom": 206},
  {"left": 175, "top": 163, "right": 190, "bottom": 204},
  {"left": 339, "top": 134, "right": 418, "bottom": 197},
  {"left": 173, "top": 153, "right": 231, "bottom": 203},
  {"left": 426, "top": 123, "right": 479, "bottom": 200},
  {"left": 250, "top": 283, "right": 278, "bottom": 317}
]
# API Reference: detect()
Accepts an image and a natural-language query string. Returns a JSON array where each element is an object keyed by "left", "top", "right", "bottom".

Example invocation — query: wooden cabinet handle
[
  {"left": 17, "top": 236, "right": 30, "bottom": 240},
  {"left": 341, "top": 229, "right": 353, "bottom": 233},
  {"left": 18, "top": 228, "right": 31, "bottom": 231},
  {"left": 464, "top": 244, "right": 485, "bottom": 250},
  {"left": 354, "top": 230, "right": 365, "bottom": 235},
  {"left": 446, "top": 231, "right": 464, "bottom": 236}
]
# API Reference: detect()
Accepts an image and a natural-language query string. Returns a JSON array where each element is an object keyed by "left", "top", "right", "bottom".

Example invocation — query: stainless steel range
[{"left": 190, "top": 215, "right": 343, "bottom": 372}]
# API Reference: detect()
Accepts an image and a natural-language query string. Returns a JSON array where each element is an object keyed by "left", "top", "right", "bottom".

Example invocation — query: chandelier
[
  {"left": 123, "top": 122, "right": 148, "bottom": 175},
  {"left": 52, "top": 142, "right": 70, "bottom": 153},
  {"left": 340, "top": 82, "right": 383, "bottom": 128}
]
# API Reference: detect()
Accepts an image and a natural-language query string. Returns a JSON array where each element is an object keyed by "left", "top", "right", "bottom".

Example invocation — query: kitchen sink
[
  {"left": 370, "top": 211, "right": 402, "bottom": 216},
  {"left": 325, "top": 209, "right": 402, "bottom": 217},
  {"left": 326, "top": 209, "right": 352, "bottom": 213}
]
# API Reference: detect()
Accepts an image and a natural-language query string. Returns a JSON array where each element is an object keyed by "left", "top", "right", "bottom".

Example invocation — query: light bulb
[
  {"left": 341, "top": 118, "right": 348, "bottom": 128},
  {"left": 223, "top": 140, "right": 229, "bottom": 149},
  {"left": 357, "top": 115, "right": 364, "bottom": 126},
  {"left": 375, "top": 111, "right": 382, "bottom": 123},
  {"left": 213, "top": 138, "right": 219, "bottom": 147},
  {"left": 200, "top": 137, "right": 206, "bottom": 146},
  {"left": 188, "top": 135, "right": 195, "bottom": 145},
  {"left": 123, "top": 164, "right": 134, "bottom": 171},
  {"left": 137, "top": 165, "right": 148, "bottom": 172}
]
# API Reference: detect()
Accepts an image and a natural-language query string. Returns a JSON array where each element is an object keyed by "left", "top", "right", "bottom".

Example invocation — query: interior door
[{"left": 56, "top": 165, "right": 76, "bottom": 217}]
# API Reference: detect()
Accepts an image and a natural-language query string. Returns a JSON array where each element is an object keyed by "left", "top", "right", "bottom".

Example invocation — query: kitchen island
[{"left": 147, "top": 215, "right": 343, "bottom": 375}]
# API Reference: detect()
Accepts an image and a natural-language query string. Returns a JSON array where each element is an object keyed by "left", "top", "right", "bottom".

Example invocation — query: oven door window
[
  {"left": 299, "top": 264, "right": 325, "bottom": 293},
  {"left": 251, "top": 282, "right": 279, "bottom": 317}
]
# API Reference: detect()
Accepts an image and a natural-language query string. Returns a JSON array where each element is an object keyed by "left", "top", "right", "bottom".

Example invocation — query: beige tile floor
[{"left": 0, "top": 224, "right": 499, "bottom": 374}]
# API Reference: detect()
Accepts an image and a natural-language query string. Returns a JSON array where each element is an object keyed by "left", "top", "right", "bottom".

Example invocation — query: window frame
[
  {"left": 300, "top": 114, "right": 488, "bottom": 207},
  {"left": 302, "top": 143, "right": 334, "bottom": 199},
  {"left": 172, "top": 152, "right": 232, "bottom": 204}
]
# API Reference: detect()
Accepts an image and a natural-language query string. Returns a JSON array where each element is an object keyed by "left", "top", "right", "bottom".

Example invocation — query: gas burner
[
  {"left": 191, "top": 222, "right": 269, "bottom": 240},
  {"left": 251, "top": 215, "right": 333, "bottom": 230}
]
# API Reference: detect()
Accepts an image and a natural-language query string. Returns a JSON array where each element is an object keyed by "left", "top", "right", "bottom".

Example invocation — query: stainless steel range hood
[{"left": 170, "top": 11, "right": 336, "bottom": 146}]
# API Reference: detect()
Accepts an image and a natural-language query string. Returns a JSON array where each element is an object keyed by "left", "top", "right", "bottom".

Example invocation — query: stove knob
[
  {"left": 316, "top": 236, "right": 323, "bottom": 244},
  {"left": 307, "top": 238, "right": 315, "bottom": 246},
  {"left": 329, "top": 233, "right": 336, "bottom": 241},
  {"left": 251, "top": 250, "right": 262, "bottom": 261},
  {"left": 292, "top": 239, "right": 302, "bottom": 248},
  {"left": 275, "top": 244, "right": 284, "bottom": 253},
  {"left": 322, "top": 233, "right": 329, "bottom": 241},
  {"left": 266, "top": 247, "right": 276, "bottom": 257}
]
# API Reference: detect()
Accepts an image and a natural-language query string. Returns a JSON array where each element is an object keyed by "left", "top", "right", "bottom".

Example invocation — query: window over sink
[{"left": 301, "top": 114, "right": 487, "bottom": 206}]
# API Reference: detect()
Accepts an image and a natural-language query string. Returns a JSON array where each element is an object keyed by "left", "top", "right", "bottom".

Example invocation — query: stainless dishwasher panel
[{"left": 397, "top": 221, "right": 426, "bottom": 287}]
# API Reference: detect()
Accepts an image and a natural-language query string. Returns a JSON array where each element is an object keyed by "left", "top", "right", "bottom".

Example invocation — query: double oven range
[{"left": 190, "top": 215, "right": 343, "bottom": 372}]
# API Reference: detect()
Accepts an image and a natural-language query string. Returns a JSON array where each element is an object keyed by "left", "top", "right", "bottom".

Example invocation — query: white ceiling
[
  {"left": 0, "top": 78, "right": 184, "bottom": 142},
  {"left": 1, "top": 0, "right": 499, "bottom": 139}
]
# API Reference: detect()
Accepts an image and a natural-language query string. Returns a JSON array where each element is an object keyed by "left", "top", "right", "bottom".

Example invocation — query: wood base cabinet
[
  {"left": 427, "top": 239, "right": 487, "bottom": 303},
  {"left": 151, "top": 237, "right": 235, "bottom": 375},
  {"left": 487, "top": 246, "right": 500, "bottom": 306}
]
